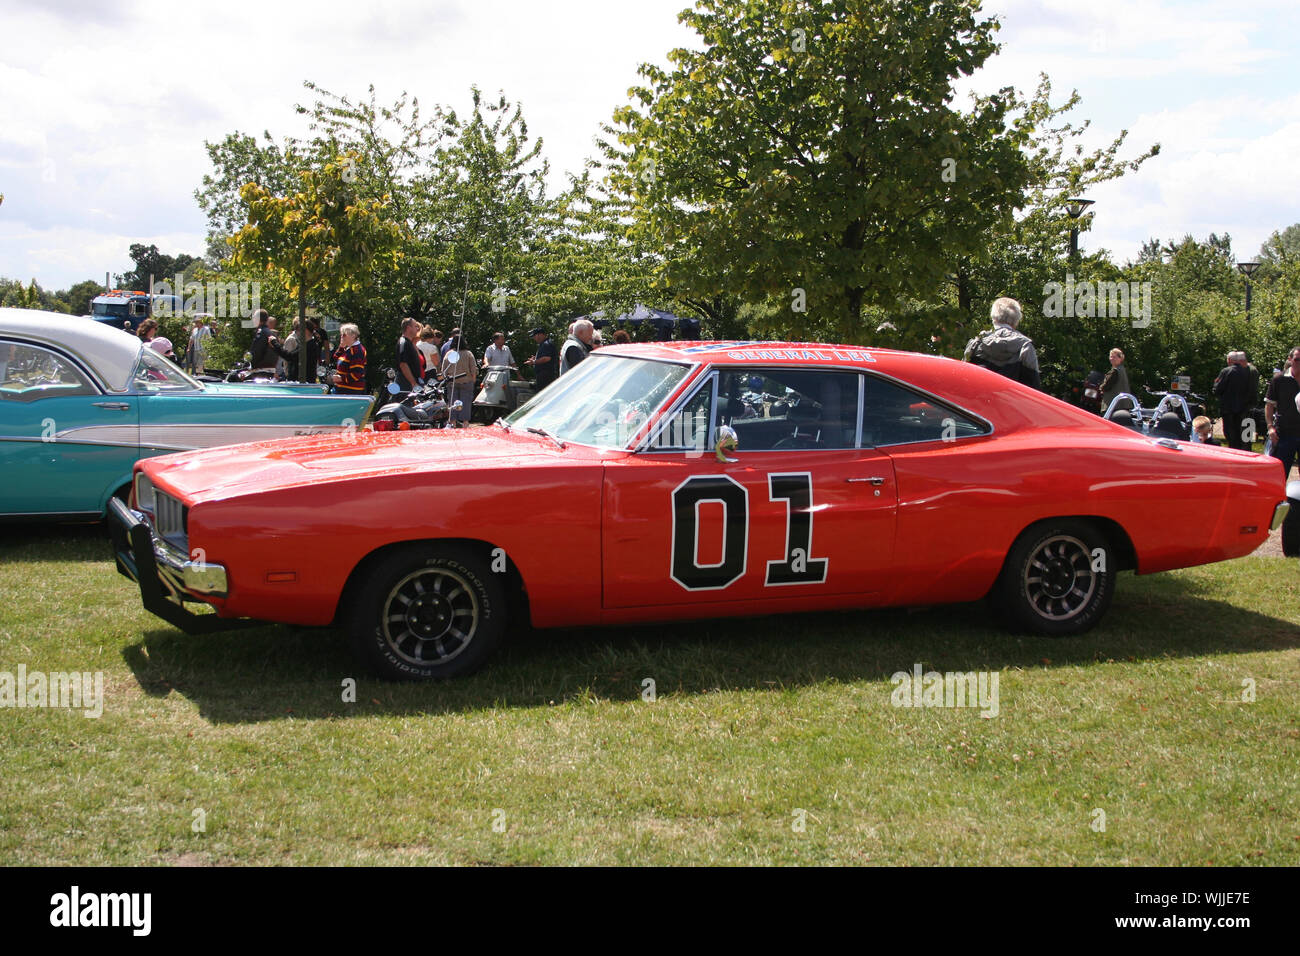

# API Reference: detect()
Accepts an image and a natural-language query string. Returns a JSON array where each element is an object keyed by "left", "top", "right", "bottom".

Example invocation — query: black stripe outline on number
[
  {"left": 670, "top": 475, "right": 749, "bottom": 591},
  {"left": 765, "top": 472, "right": 829, "bottom": 586}
]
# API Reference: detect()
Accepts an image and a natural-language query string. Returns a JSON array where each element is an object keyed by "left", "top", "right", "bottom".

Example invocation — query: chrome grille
[{"left": 154, "top": 491, "right": 188, "bottom": 552}]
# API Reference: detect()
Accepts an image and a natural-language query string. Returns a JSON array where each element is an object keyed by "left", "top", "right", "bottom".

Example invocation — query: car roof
[
  {"left": 593, "top": 340, "right": 1100, "bottom": 435},
  {"left": 597, "top": 340, "right": 883, "bottom": 364},
  {"left": 0, "top": 307, "right": 142, "bottom": 392},
  {"left": 595, "top": 340, "right": 964, "bottom": 382}
]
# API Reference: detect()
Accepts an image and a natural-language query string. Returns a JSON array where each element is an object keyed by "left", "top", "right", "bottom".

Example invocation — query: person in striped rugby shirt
[{"left": 330, "top": 324, "right": 367, "bottom": 393}]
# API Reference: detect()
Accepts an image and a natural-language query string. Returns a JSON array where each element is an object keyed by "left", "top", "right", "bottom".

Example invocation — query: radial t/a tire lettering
[
  {"left": 992, "top": 520, "right": 1115, "bottom": 637},
  {"left": 348, "top": 545, "right": 507, "bottom": 680}
]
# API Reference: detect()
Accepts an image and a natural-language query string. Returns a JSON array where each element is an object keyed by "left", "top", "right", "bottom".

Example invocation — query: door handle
[
  {"left": 93, "top": 402, "right": 131, "bottom": 410},
  {"left": 847, "top": 477, "right": 886, "bottom": 485}
]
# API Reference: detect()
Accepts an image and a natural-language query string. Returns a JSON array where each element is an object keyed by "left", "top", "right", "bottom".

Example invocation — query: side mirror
[
  {"left": 386, "top": 368, "right": 397, "bottom": 381},
  {"left": 386, "top": 383, "right": 400, "bottom": 395},
  {"left": 715, "top": 425, "right": 739, "bottom": 463},
  {"left": 445, "top": 349, "right": 461, "bottom": 366}
]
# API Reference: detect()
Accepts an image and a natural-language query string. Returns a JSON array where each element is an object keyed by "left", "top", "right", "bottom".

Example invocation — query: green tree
[
  {"left": 69, "top": 279, "right": 105, "bottom": 316},
  {"left": 116, "top": 243, "right": 200, "bottom": 291},
  {"left": 604, "top": 0, "right": 1035, "bottom": 339},
  {"left": 1259, "top": 223, "right": 1300, "bottom": 268},
  {"left": 946, "top": 76, "right": 1158, "bottom": 341},
  {"left": 229, "top": 154, "right": 402, "bottom": 378}
]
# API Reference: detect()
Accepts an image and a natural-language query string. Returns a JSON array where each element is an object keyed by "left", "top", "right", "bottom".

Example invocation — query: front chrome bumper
[
  {"left": 1271, "top": 500, "right": 1290, "bottom": 531},
  {"left": 108, "top": 497, "right": 248, "bottom": 634}
]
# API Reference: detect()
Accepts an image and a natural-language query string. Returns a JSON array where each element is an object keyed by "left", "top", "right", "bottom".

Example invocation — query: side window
[
  {"left": 0, "top": 343, "right": 96, "bottom": 402},
  {"left": 645, "top": 374, "right": 713, "bottom": 452},
  {"left": 861, "top": 375, "right": 989, "bottom": 446},
  {"left": 715, "top": 369, "right": 860, "bottom": 451}
]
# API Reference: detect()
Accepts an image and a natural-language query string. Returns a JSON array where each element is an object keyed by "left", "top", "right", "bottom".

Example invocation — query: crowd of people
[
  {"left": 963, "top": 296, "right": 1300, "bottom": 479},
  {"left": 199, "top": 312, "right": 636, "bottom": 427}
]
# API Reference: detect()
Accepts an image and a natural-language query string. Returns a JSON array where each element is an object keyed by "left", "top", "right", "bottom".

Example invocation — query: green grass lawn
[{"left": 1, "top": 522, "right": 1297, "bottom": 866}]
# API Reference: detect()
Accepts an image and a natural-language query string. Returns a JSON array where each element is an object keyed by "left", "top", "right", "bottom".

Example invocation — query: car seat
[{"left": 1151, "top": 411, "right": 1188, "bottom": 440}]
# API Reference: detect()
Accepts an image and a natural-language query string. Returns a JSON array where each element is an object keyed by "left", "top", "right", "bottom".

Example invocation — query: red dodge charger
[{"left": 110, "top": 341, "right": 1289, "bottom": 680}]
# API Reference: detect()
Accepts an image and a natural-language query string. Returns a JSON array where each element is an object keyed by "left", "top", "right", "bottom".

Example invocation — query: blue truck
[{"left": 89, "top": 290, "right": 182, "bottom": 331}]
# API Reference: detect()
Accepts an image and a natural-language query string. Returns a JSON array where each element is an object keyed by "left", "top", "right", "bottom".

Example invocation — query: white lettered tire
[{"left": 349, "top": 545, "right": 507, "bottom": 680}]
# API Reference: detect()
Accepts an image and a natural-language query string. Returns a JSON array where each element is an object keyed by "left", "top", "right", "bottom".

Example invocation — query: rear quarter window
[{"left": 862, "top": 375, "right": 989, "bottom": 446}]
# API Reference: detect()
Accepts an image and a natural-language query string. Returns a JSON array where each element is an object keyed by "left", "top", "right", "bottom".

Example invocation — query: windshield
[
  {"left": 93, "top": 303, "right": 128, "bottom": 318},
  {"left": 505, "top": 354, "right": 691, "bottom": 448},
  {"left": 132, "top": 346, "right": 203, "bottom": 392}
]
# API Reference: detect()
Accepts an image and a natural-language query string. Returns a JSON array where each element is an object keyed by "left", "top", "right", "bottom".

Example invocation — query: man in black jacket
[
  {"left": 249, "top": 310, "right": 291, "bottom": 370},
  {"left": 526, "top": 327, "right": 558, "bottom": 389},
  {"left": 1214, "top": 350, "right": 1253, "bottom": 450},
  {"left": 396, "top": 317, "right": 423, "bottom": 391},
  {"left": 1265, "top": 347, "right": 1300, "bottom": 477}
]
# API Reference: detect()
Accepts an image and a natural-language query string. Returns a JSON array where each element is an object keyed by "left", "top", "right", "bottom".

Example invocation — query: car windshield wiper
[{"left": 526, "top": 426, "right": 566, "bottom": 450}]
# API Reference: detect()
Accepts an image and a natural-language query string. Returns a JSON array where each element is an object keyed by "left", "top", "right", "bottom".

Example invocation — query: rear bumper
[{"left": 107, "top": 497, "right": 250, "bottom": 634}]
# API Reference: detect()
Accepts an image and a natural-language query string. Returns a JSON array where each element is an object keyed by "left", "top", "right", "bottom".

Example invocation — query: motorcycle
[
  {"left": 472, "top": 365, "right": 536, "bottom": 423},
  {"left": 1103, "top": 385, "right": 1204, "bottom": 441},
  {"left": 372, "top": 372, "right": 461, "bottom": 431},
  {"left": 221, "top": 357, "right": 279, "bottom": 384}
]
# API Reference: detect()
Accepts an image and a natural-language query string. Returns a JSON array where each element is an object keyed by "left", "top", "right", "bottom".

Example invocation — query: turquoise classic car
[{"left": 0, "top": 309, "right": 374, "bottom": 520}]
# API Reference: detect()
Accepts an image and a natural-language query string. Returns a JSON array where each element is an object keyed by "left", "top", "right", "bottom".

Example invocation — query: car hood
[{"left": 142, "top": 426, "right": 614, "bottom": 504}]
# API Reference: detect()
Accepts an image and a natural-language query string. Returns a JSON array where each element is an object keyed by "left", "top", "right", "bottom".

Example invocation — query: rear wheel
[
  {"left": 348, "top": 545, "right": 506, "bottom": 680},
  {"left": 992, "top": 520, "right": 1115, "bottom": 636}
]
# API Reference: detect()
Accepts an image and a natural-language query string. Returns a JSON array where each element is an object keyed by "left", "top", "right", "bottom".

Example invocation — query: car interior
[
  {"left": 0, "top": 343, "right": 97, "bottom": 401},
  {"left": 702, "top": 369, "right": 988, "bottom": 451}
]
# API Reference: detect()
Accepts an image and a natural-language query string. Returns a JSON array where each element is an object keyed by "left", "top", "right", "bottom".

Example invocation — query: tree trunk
[
  {"left": 297, "top": 277, "right": 308, "bottom": 383},
  {"left": 845, "top": 286, "right": 865, "bottom": 340},
  {"left": 956, "top": 269, "right": 972, "bottom": 316}
]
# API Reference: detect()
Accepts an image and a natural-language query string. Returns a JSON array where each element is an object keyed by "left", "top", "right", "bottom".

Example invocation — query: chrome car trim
[
  {"left": 2, "top": 422, "right": 362, "bottom": 453},
  {"left": 153, "top": 489, "right": 187, "bottom": 552},
  {"left": 1271, "top": 501, "right": 1290, "bottom": 531},
  {"left": 0, "top": 434, "right": 135, "bottom": 446},
  {"left": 108, "top": 500, "right": 246, "bottom": 635},
  {"left": 144, "top": 512, "right": 225, "bottom": 599},
  {"left": 855, "top": 374, "right": 864, "bottom": 448}
]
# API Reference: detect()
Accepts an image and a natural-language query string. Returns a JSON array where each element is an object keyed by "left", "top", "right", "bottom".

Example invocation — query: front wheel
[
  {"left": 348, "top": 545, "right": 507, "bottom": 680},
  {"left": 991, "top": 521, "right": 1115, "bottom": 636}
]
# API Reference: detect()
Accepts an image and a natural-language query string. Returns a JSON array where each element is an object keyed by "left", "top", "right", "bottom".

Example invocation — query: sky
[{"left": 0, "top": 0, "right": 1297, "bottom": 293}]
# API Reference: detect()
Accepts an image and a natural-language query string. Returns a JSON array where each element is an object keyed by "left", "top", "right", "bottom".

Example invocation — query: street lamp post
[
  {"left": 1065, "top": 197, "right": 1095, "bottom": 260},
  {"left": 1237, "top": 261, "right": 1259, "bottom": 321}
]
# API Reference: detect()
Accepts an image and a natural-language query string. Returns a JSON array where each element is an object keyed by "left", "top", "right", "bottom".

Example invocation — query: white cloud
[{"left": 1, "top": 0, "right": 1297, "bottom": 288}]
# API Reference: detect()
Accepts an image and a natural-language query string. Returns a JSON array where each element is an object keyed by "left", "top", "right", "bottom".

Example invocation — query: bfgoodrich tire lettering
[
  {"left": 993, "top": 520, "right": 1115, "bottom": 637},
  {"left": 349, "top": 545, "right": 507, "bottom": 680}
]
